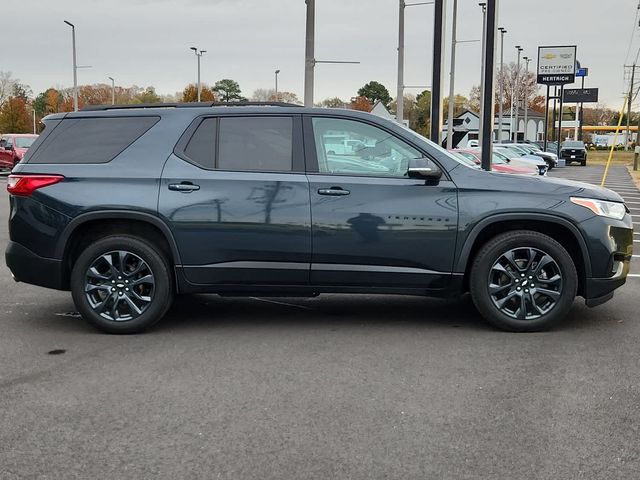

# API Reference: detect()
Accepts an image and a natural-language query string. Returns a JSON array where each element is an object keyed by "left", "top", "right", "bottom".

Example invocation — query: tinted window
[
  {"left": 184, "top": 118, "right": 217, "bottom": 168},
  {"left": 28, "top": 116, "right": 159, "bottom": 164},
  {"left": 312, "top": 117, "right": 422, "bottom": 177},
  {"left": 218, "top": 117, "right": 292, "bottom": 171}
]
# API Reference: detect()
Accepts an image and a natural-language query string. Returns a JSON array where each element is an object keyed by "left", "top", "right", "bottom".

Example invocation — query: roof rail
[{"left": 80, "top": 101, "right": 303, "bottom": 112}]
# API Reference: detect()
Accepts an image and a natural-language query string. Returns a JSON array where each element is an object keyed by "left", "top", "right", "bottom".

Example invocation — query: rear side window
[
  {"left": 218, "top": 117, "right": 292, "bottom": 171},
  {"left": 28, "top": 116, "right": 159, "bottom": 164}
]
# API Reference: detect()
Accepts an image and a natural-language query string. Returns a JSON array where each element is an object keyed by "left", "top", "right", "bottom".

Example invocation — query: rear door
[
  {"left": 159, "top": 114, "right": 311, "bottom": 286},
  {"left": 305, "top": 115, "right": 458, "bottom": 289}
]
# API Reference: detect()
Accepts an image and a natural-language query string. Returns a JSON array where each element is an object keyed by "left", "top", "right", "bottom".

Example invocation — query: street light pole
[
  {"left": 497, "top": 27, "right": 506, "bottom": 142},
  {"left": 523, "top": 56, "right": 531, "bottom": 141},
  {"left": 430, "top": 0, "right": 447, "bottom": 143},
  {"left": 513, "top": 46, "right": 523, "bottom": 141},
  {"left": 190, "top": 47, "right": 206, "bottom": 102},
  {"left": 304, "top": 0, "right": 315, "bottom": 107},
  {"left": 108, "top": 76, "right": 115, "bottom": 105},
  {"left": 397, "top": 0, "right": 405, "bottom": 124},
  {"left": 446, "top": 0, "right": 458, "bottom": 150},
  {"left": 63, "top": 20, "right": 78, "bottom": 112},
  {"left": 478, "top": 2, "right": 486, "bottom": 142},
  {"left": 275, "top": 69, "right": 280, "bottom": 101}
]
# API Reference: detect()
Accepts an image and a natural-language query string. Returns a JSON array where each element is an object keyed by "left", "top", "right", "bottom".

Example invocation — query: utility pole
[
  {"left": 497, "top": 27, "right": 506, "bottom": 142},
  {"left": 513, "top": 46, "right": 523, "bottom": 141},
  {"left": 626, "top": 64, "right": 636, "bottom": 150},
  {"left": 108, "top": 76, "right": 115, "bottom": 105},
  {"left": 522, "top": 56, "right": 530, "bottom": 141},
  {"left": 275, "top": 69, "right": 280, "bottom": 101},
  {"left": 63, "top": 20, "right": 78, "bottom": 112},
  {"left": 304, "top": 0, "right": 315, "bottom": 107},
  {"left": 430, "top": 0, "right": 446, "bottom": 143},
  {"left": 33, "top": 109, "right": 36, "bottom": 134},
  {"left": 478, "top": 3, "right": 486, "bottom": 142},
  {"left": 446, "top": 0, "right": 458, "bottom": 150}
]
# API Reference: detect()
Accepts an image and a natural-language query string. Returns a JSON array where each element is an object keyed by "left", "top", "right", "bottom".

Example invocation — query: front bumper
[
  {"left": 579, "top": 215, "right": 634, "bottom": 305},
  {"left": 5, "top": 241, "right": 66, "bottom": 290}
]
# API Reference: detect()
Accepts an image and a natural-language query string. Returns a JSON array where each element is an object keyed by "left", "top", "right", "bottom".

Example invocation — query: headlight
[{"left": 570, "top": 197, "right": 627, "bottom": 220}]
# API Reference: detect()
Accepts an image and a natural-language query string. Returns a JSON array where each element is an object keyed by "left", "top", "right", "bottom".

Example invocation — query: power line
[{"left": 624, "top": 1, "right": 640, "bottom": 65}]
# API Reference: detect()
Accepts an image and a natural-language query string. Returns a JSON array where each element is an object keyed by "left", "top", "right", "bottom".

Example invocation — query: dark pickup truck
[{"left": 560, "top": 141, "right": 587, "bottom": 166}]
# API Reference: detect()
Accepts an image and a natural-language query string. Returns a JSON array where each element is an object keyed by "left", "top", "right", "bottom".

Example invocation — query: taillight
[{"left": 7, "top": 174, "right": 64, "bottom": 197}]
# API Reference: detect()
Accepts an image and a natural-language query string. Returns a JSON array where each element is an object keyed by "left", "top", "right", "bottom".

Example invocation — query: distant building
[{"left": 442, "top": 108, "right": 546, "bottom": 147}]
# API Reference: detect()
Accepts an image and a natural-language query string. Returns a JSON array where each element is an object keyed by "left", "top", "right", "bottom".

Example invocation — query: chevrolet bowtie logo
[{"left": 542, "top": 53, "right": 556, "bottom": 60}]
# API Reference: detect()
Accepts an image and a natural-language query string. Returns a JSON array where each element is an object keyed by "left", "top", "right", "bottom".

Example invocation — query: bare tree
[{"left": 0, "top": 71, "right": 17, "bottom": 105}]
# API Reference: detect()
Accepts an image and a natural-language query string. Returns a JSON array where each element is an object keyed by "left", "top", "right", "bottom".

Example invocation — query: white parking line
[{"left": 628, "top": 274, "right": 640, "bottom": 278}]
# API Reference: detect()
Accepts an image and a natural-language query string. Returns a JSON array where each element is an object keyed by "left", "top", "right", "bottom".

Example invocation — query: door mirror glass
[{"left": 407, "top": 158, "right": 442, "bottom": 180}]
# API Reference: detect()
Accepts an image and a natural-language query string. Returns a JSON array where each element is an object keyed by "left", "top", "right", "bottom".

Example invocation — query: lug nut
[
  {"left": 125, "top": 280, "right": 129, "bottom": 284},
  {"left": 112, "top": 280, "right": 115, "bottom": 284},
  {"left": 530, "top": 283, "right": 535, "bottom": 287},
  {"left": 528, "top": 276, "right": 533, "bottom": 279},
  {"left": 521, "top": 274, "right": 525, "bottom": 277},
  {"left": 125, "top": 288, "right": 129, "bottom": 291},
  {"left": 517, "top": 287, "right": 521, "bottom": 291},
  {"left": 525, "top": 289, "right": 529, "bottom": 293},
  {"left": 111, "top": 288, "right": 116, "bottom": 292},
  {"left": 118, "top": 276, "right": 122, "bottom": 280}
]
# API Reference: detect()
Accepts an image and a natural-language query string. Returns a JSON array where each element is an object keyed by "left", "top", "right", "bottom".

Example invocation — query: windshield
[
  {"left": 14, "top": 136, "right": 37, "bottom": 148},
  {"left": 449, "top": 151, "right": 481, "bottom": 169},
  {"left": 562, "top": 141, "right": 584, "bottom": 148},
  {"left": 495, "top": 146, "right": 523, "bottom": 158},
  {"left": 401, "top": 126, "right": 481, "bottom": 168}
]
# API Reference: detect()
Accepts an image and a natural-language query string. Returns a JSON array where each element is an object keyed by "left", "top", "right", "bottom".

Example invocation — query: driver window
[{"left": 312, "top": 117, "right": 423, "bottom": 177}]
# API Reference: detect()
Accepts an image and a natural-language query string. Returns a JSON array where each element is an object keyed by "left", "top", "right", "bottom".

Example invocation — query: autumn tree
[
  {"left": 442, "top": 94, "right": 470, "bottom": 118},
  {"left": 132, "top": 86, "right": 161, "bottom": 104},
  {"left": 0, "top": 96, "right": 31, "bottom": 133},
  {"left": 181, "top": 83, "right": 216, "bottom": 102},
  {"left": 213, "top": 79, "right": 244, "bottom": 102},
  {"left": 357, "top": 81, "right": 392, "bottom": 107},
  {"left": 350, "top": 96, "right": 372, "bottom": 112},
  {"left": 389, "top": 94, "right": 418, "bottom": 127}
]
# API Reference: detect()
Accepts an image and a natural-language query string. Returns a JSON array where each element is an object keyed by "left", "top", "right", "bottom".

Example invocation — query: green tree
[
  {"left": 133, "top": 86, "right": 161, "bottom": 104},
  {"left": 415, "top": 90, "right": 431, "bottom": 136},
  {"left": 213, "top": 79, "right": 244, "bottom": 102},
  {"left": 319, "top": 97, "right": 347, "bottom": 108},
  {"left": 357, "top": 81, "right": 392, "bottom": 107}
]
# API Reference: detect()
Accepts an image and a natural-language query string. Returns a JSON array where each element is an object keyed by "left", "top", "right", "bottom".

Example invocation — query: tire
[
  {"left": 546, "top": 160, "right": 554, "bottom": 170},
  {"left": 469, "top": 230, "right": 577, "bottom": 332},
  {"left": 581, "top": 160, "right": 586, "bottom": 166},
  {"left": 71, "top": 235, "right": 174, "bottom": 334}
]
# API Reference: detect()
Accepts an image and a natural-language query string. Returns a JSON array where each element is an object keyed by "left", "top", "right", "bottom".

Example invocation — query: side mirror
[
  {"left": 407, "top": 158, "right": 442, "bottom": 181},
  {"left": 4, "top": 145, "right": 13, "bottom": 151}
]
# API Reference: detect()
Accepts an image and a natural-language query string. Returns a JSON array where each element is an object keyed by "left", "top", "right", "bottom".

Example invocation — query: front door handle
[
  {"left": 318, "top": 187, "right": 350, "bottom": 196},
  {"left": 168, "top": 182, "right": 200, "bottom": 192}
]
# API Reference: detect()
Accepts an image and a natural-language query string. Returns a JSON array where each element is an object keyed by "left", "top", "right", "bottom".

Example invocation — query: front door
[
  {"left": 159, "top": 115, "right": 311, "bottom": 286},
  {"left": 306, "top": 116, "right": 458, "bottom": 289}
]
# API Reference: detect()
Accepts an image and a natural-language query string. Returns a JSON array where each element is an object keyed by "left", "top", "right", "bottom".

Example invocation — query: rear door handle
[
  {"left": 168, "top": 182, "right": 200, "bottom": 192},
  {"left": 318, "top": 187, "right": 350, "bottom": 196}
]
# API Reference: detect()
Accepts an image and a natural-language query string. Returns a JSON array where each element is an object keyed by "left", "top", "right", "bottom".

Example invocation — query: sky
[{"left": 4, "top": 0, "right": 639, "bottom": 108}]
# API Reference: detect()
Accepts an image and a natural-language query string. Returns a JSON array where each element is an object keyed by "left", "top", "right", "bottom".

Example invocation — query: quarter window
[
  {"left": 311, "top": 117, "right": 423, "bottom": 177},
  {"left": 184, "top": 118, "right": 216, "bottom": 169}
]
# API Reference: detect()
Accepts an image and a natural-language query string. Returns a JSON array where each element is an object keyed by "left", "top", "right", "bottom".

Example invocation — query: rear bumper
[{"left": 5, "top": 241, "right": 66, "bottom": 290}]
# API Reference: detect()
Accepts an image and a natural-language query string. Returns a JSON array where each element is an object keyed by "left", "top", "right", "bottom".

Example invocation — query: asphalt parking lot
[{"left": 1, "top": 166, "right": 639, "bottom": 479}]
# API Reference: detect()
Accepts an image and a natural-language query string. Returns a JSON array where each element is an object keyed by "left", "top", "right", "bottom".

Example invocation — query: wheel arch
[
  {"left": 57, "top": 211, "right": 181, "bottom": 289},
  {"left": 456, "top": 213, "right": 591, "bottom": 296}
]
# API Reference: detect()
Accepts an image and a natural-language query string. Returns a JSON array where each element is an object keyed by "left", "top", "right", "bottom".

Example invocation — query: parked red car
[
  {"left": 453, "top": 149, "right": 537, "bottom": 175},
  {"left": 0, "top": 134, "right": 38, "bottom": 170}
]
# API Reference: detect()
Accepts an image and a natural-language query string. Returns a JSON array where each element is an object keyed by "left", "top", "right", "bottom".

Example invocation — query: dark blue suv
[{"left": 5, "top": 103, "right": 634, "bottom": 333}]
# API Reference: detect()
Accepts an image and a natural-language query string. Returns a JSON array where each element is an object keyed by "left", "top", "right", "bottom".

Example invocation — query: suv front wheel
[
  {"left": 71, "top": 235, "right": 174, "bottom": 334},
  {"left": 470, "top": 230, "right": 578, "bottom": 332}
]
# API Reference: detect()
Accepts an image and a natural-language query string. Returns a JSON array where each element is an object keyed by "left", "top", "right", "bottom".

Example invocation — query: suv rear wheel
[
  {"left": 70, "top": 235, "right": 174, "bottom": 334},
  {"left": 470, "top": 230, "right": 577, "bottom": 332}
]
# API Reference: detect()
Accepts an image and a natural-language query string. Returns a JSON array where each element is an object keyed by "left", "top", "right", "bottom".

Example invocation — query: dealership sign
[
  {"left": 563, "top": 88, "right": 599, "bottom": 103},
  {"left": 537, "top": 46, "right": 577, "bottom": 85}
]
